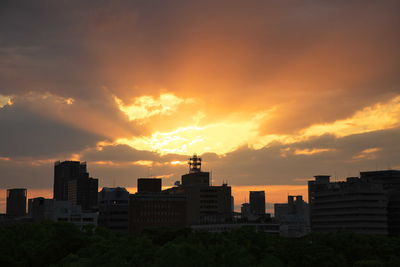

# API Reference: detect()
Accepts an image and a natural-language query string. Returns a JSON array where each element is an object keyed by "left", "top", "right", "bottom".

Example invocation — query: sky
[{"left": 1, "top": 0, "right": 399, "bottom": 212}]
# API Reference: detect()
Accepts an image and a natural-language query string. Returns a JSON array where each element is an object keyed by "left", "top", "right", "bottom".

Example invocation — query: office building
[
  {"left": 308, "top": 175, "right": 388, "bottom": 235},
  {"left": 28, "top": 197, "right": 54, "bottom": 221},
  {"left": 6, "top": 188, "right": 27, "bottom": 218},
  {"left": 360, "top": 170, "right": 400, "bottom": 235},
  {"left": 250, "top": 191, "right": 266, "bottom": 216},
  {"left": 165, "top": 155, "right": 233, "bottom": 225},
  {"left": 68, "top": 176, "right": 98, "bottom": 211},
  {"left": 53, "top": 161, "right": 98, "bottom": 211},
  {"left": 98, "top": 187, "right": 129, "bottom": 232},
  {"left": 27, "top": 198, "right": 97, "bottom": 228},
  {"left": 274, "top": 195, "right": 310, "bottom": 237},
  {"left": 129, "top": 191, "right": 187, "bottom": 233},
  {"left": 137, "top": 178, "right": 161, "bottom": 193}
]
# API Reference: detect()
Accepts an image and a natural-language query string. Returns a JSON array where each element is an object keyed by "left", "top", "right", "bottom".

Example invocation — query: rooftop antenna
[
  {"left": 189, "top": 154, "right": 202, "bottom": 173},
  {"left": 210, "top": 171, "right": 213, "bottom": 186}
]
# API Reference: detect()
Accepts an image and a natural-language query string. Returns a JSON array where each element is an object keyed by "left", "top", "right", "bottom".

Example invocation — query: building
[
  {"left": 53, "top": 161, "right": 98, "bottom": 211},
  {"left": 28, "top": 197, "right": 54, "bottom": 221},
  {"left": 250, "top": 191, "right": 266, "bottom": 216},
  {"left": 274, "top": 195, "right": 310, "bottom": 237},
  {"left": 129, "top": 192, "right": 187, "bottom": 233},
  {"left": 138, "top": 178, "right": 161, "bottom": 193},
  {"left": 6, "top": 188, "right": 27, "bottom": 218},
  {"left": 98, "top": 187, "right": 129, "bottom": 232},
  {"left": 360, "top": 170, "right": 400, "bottom": 236},
  {"left": 54, "top": 161, "right": 86, "bottom": 201},
  {"left": 308, "top": 175, "right": 388, "bottom": 235},
  {"left": 165, "top": 155, "right": 233, "bottom": 225},
  {"left": 68, "top": 176, "right": 98, "bottom": 211},
  {"left": 27, "top": 198, "right": 97, "bottom": 228}
]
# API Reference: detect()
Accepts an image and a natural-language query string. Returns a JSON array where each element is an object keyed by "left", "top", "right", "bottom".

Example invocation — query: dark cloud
[
  {"left": 1, "top": 1, "right": 399, "bottom": 135},
  {"left": 0, "top": 98, "right": 104, "bottom": 158},
  {"left": 206, "top": 127, "right": 400, "bottom": 185}
]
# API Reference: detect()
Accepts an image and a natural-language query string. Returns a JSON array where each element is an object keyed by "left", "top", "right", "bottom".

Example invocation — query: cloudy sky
[{"left": 1, "top": 0, "right": 399, "bottom": 211}]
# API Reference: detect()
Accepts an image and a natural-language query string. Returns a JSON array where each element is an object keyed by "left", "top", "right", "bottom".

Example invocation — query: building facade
[
  {"left": 129, "top": 192, "right": 187, "bottom": 233},
  {"left": 6, "top": 188, "right": 27, "bottom": 218},
  {"left": 27, "top": 198, "right": 97, "bottom": 228},
  {"left": 250, "top": 191, "right": 266, "bottom": 216},
  {"left": 274, "top": 195, "right": 310, "bottom": 237},
  {"left": 165, "top": 155, "right": 233, "bottom": 225},
  {"left": 360, "top": 170, "right": 400, "bottom": 235},
  {"left": 308, "top": 176, "right": 388, "bottom": 235},
  {"left": 98, "top": 187, "right": 129, "bottom": 232},
  {"left": 53, "top": 161, "right": 98, "bottom": 211}
]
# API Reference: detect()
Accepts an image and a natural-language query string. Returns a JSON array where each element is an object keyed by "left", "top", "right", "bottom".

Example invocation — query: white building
[{"left": 28, "top": 198, "right": 97, "bottom": 228}]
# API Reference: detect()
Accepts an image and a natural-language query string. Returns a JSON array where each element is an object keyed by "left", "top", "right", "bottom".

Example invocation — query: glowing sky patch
[
  {"left": 114, "top": 93, "right": 191, "bottom": 121},
  {"left": 301, "top": 96, "right": 400, "bottom": 138},
  {"left": 0, "top": 95, "right": 12, "bottom": 108},
  {"left": 294, "top": 148, "right": 336, "bottom": 155},
  {"left": 116, "top": 111, "right": 267, "bottom": 155}
]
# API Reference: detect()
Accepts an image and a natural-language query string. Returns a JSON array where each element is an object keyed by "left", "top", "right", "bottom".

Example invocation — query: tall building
[
  {"left": 250, "top": 191, "right": 266, "bottom": 216},
  {"left": 98, "top": 187, "right": 129, "bottom": 232},
  {"left": 165, "top": 155, "right": 233, "bottom": 225},
  {"left": 274, "top": 195, "right": 310, "bottom": 237},
  {"left": 360, "top": 170, "right": 400, "bottom": 236},
  {"left": 6, "top": 188, "right": 27, "bottom": 217},
  {"left": 308, "top": 175, "right": 388, "bottom": 235},
  {"left": 129, "top": 179, "right": 186, "bottom": 233},
  {"left": 53, "top": 161, "right": 98, "bottom": 211},
  {"left": 54, "top": 161, "right": 86, "bottom": 200}
]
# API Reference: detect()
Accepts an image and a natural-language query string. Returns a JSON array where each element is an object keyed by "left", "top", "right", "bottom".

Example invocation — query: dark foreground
[{"left": 1, "top": 222, "right": 400, "bottom": 267}]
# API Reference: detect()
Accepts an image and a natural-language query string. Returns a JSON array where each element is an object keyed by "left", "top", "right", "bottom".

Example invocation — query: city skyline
[{"left": 1, "top": 1, "right": 400, "bottom": 213}]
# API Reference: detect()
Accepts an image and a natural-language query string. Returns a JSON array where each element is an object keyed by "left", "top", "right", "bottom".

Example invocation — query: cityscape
[
  {"left": 3, "top": 154, "right": 400, "bottom": 237},
  {"left": 1, "top": 0, "right": 400, "bottom": 265}
]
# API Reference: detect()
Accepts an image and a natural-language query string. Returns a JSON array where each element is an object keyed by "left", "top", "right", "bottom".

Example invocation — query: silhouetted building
[
  {"left": 274, "top": 195, "right": 310, "bottom": 237},
  {"left": 129, "top": 192, "right": 187, "bottom": 233},
  {"left": 68, "top": 177, "right": 98, "bottom": 211},
  {"left": 137, "top": 178, "right": 161, "bottom": 193},
  {"left": 250, "top": 191, "right": 266, "bottom": 216},
  {"left": 165, "top": 155, "right": 233, "bottom": 225},
  {"left": 53, "top": 161, "right": 98, "bottom": 211},
  {"left": 308, "top": 175, "right": 388, "bottom": 235},
  {"left": 27, "top": 198, "right": 97, "bottom": 228},
  {"left": 28, "top": 197, "right": 54, "bottom": 221},
  {"left": 6, "top": 188, "right": 27, "bottom": 218},
  {"left": 360, "top": 170, "right": 400, "bottom": 236},
  {"left": 98, "top": 187, "right": 129, "bottom": 232},
  {"left": 54, "top": 161, "right": 86, "bottom": 200}
]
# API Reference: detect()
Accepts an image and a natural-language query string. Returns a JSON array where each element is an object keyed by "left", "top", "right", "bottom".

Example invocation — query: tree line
[{"left": 1, "top": 222, "right": 400, "bottom": 266}]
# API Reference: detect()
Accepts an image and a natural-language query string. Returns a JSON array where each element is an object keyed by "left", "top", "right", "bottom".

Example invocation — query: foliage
[{"left": 0, "top": 222, "right": 399, "bottom": 266}]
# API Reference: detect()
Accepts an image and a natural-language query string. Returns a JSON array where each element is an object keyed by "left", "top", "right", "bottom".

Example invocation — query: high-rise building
[
  {"left": 308, "top": 175, "right": 388, "bottom": 235},
  {"left": 54, "top": 161, "right": 86, "bottom": 200},
  {"left": 129, "top": 179, "right": 186, "bottom": 233},
  {"left": 6, "top": 188, "right": 27, "bottom": 217},
  {"left": 98, "top": 187, "right": 129, "bottom": 232},
  {"left": 250, "top": 191, "right": 266, "bottom": 216},
  {"left": 165, "top": 155, "right": 233, "bottom": 225},
  {"left": 53, "top": 161, "right": 98, "bottom": 211},
  {"left": 360, "top": 170, "right": 400, "bottom": 235}
]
